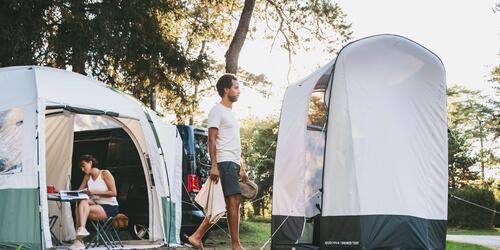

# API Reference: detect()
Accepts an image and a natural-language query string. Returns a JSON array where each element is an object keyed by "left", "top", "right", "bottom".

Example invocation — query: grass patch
[
  {"left": 447, "top": 228, "right": 500, "bottom": 236},
  {"left": 446, "top": 241, "right": 493, "bottom": 250},
  {"left": 205, "top": 220, "right": 270, "bottom": 249}
]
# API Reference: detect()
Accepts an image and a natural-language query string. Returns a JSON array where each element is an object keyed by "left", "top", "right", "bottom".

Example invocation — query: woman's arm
[
  {"left": 91, "top": 170, "right": 117, "bottom": 197},
  {"left": 78, "top": 175, "right": 89, "bottom": 190}
]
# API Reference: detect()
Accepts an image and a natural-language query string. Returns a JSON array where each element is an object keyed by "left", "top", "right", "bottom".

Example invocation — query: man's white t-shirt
[{"left": 207, "top": 103, "right": 241, "bottom": 165}]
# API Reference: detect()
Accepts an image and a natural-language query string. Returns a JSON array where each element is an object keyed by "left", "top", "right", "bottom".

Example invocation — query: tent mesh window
[{"left": 0, "top": 107, "right": 24, "bottom": 174}]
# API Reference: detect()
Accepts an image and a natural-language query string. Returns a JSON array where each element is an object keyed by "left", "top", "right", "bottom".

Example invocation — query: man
[{"left": 188, "top": 74, "right": 248, "bottom": 250}]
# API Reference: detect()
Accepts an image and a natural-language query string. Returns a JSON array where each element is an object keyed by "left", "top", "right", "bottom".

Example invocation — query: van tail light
[{"left": 187, "top": 174, "right": 201, "bottom": 193}]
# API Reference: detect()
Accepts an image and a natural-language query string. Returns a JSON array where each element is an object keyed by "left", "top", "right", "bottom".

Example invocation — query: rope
[
  {"left": 451, "top": 194, "right": 499, "bottom": 215},
  {"left": 248, "top": 194, "right": 270, "bottom": 204},
  {"left": 259, "top": 190, "right": 321, "bottom": 250}
]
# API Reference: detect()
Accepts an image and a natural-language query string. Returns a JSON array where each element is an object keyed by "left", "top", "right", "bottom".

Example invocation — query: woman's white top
[{"left": 87, "top": 170, "right": 118, "bottom": 206}]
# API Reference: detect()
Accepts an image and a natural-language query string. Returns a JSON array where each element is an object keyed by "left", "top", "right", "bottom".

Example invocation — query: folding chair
[{"left": 85, "top": 216, "right": 115, "bottom": 249}]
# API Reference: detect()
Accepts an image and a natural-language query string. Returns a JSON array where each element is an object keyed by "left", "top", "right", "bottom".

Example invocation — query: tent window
[
  {"left": 307, "top": 91, "right": 327, "bottom": 130},
  {"left": 0, "top": 108, "right": 24, "bottom": 174}
]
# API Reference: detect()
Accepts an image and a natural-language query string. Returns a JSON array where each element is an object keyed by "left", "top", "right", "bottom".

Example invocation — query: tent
[
  {"left": 0, "top": 66, "right": 183, "bottom": 249},
  {"left": 271, "top": 35, "right": 447, "bottom": 249}
]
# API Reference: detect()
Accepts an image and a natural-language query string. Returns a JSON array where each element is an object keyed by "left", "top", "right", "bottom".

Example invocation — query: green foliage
[
  {"left": 447, "top": 86, "right": 499, "bottom": 180},
  {"left": 0, "top": 1, "right": 51, "bottom": 66},
  {"left": 256, "top": 0, "right": 352, "bottom": 55},
  {"left": 447, "top": 228, "right": 500, "bottom": 236},
  {"left": 446, "top": 241, "right": 492, "bottom": 250},
  {"left": 308, "top": 91, "right": 327, "bottom": 128},
  {"left": 240, "top": 115, "right": 279, "bottom": 217},
  {"left": 495, "top": 200, "right": 500, "bottom": 228},
  {"left": 448, "top": 126, "right": 478, "bottom": 189},
  {"left": 448, "top": 187, "right": 496, "bottom": 229},
  {"left": 491, "top": 65, "right": 500, "bottom": 85}
]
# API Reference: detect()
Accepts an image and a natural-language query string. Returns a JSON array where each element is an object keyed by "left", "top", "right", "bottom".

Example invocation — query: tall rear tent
[{"left": 271, "top": 35, "right": 448, "bottom": 249}]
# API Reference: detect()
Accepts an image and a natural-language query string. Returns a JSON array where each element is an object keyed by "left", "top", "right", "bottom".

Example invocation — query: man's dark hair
[{"left": 216, "top": 74, "right": 238, "bottom": 97}]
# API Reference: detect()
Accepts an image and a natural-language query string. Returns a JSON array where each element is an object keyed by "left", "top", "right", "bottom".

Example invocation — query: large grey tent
[
  {"left": 0, "top": 66, "right": 183, "bottom": 249},
  {"left": 271, "top": 35, "right": 448, "bottom": 249}
]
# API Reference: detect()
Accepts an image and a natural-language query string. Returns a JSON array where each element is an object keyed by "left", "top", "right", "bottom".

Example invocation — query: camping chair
[{"left": 85, "top": 216, "right": 116, "bottom": 249}]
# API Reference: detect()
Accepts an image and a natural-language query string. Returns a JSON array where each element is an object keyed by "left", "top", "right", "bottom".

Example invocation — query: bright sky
[{"left": 198, "top": 0, "right": 500, "bottom": 121}]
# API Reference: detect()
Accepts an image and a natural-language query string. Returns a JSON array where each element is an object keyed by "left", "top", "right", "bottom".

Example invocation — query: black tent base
[
  {"left": 320, "top": 215, "right": 446, "bottom": 250},
  {"left": 272, "top": 244, "right": 320, "bottom": 250}
]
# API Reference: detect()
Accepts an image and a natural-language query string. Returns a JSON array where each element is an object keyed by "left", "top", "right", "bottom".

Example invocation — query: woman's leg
[
  {"left": 88, "top": 204, "right": 108, "bottom": 221},
  {"left": 76, "top": 200, "right": 97, "bottom": 229}
]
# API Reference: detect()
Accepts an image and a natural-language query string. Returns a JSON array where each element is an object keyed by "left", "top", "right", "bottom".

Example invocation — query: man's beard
[{"left": 228, "top": 94, "right": 239, "bottom": 102}]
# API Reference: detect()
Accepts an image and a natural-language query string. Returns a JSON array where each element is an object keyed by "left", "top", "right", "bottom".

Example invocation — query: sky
[{"left": 198, "top": 0, "right": 500, "bottom": 122}]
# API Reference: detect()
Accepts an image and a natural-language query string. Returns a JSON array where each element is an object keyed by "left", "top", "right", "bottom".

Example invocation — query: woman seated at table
[{"left": 70, "top": 154, "right": 119, "bottom": 249}]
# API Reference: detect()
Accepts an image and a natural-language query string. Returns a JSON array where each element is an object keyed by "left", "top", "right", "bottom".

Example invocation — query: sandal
[{"left": 183, "top": 234, "right": 204, "bottom": 250}]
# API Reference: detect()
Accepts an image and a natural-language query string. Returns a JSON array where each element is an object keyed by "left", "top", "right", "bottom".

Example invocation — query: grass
[
  {"left": 447, "top": 227, "right": 500, "bottom": 236},
  {"left": 205, "top": 220, "right": 271, "bottom": 249},
  {"left": 446, "top": 241, "right": 493, "bottom": 250}
]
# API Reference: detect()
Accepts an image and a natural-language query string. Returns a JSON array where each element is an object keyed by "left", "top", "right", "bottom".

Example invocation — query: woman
[{"left": 69, "top": 154, "right": 119, "bottom": 249}]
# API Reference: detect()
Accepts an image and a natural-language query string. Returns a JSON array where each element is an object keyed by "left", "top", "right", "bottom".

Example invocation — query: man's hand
[
  {"left": 210, "top": 163, "right": 220, "bottom": 183},
  {"left": 240, "top": 168, "right": 248, "bottom": 183}
]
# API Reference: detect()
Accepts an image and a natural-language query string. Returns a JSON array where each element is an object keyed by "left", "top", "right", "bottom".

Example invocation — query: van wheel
[{"left": 129, "top": 223, "right": 149, "bottom": 240}]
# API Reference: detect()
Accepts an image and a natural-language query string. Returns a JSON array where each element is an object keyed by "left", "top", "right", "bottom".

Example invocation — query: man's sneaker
[{"left": 76, "top": 227, "right": 90, "bottom": 237}]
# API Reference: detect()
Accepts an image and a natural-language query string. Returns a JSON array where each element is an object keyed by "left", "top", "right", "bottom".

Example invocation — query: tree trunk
[
  {"left": 479, "top": 120, "right": 485, "bottom": 182},
  {"left": 224, "top": 0, "right": 256, "bottom": 74},
  {"left": 70, "top": 0, "right": 86, "bottom": 74},
  {"left": 150, "top": 86, "right": 157, "bottom": 111}
]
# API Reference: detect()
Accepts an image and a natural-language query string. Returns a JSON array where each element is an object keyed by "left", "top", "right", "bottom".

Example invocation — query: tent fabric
[
  {"left": 272, "top": 61, "right": 334, "bottom": 217},
  {"left": 271, "top": 62, "right": 333, "bottom": 246},
  {"left": 0, "top": 107, "right": 24, "bottom": 174},
  {"left": 0, "top": 103, "right": 38, "bottom": 189},
  {"left": 321, "top": 34, "right": 447, "bottom": 249},
  {"left": 0, "top": 189, "right": 41, "bottom": 250},
  {"left": 46, "top": 113, "right": 76, "bottom": 241},
  {"left": 147, "top": 110, "right": 183, "bottom": 244},
  {"left": 271, "top": 35, "right": 447, "bottom": 249},
  {"left": 0, "top": 66, "right": 183, "bottom": 248}
]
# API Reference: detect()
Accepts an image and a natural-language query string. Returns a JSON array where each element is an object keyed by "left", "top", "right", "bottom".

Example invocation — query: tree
[
  {"left": 448, "top": 126, "right": 478, "bottom": 189},
  {"left": 0, "top": 0, "right": 212, "bottom": 114},
  {"left": 0, "top": 0, "right": 52, "bottom": 67},
  {"left": 448, "top": 86, "right": 499, "bottom": 181},
  {"left": 240, "top": 115, "right": 278, "bottom": 216},
  {"left": 224, "top": 0, "right": 352, "bottom": 74}
]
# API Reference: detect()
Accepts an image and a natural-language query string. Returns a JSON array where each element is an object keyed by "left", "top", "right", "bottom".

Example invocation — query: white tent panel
[
  {"left": 272, "top": 62, "right": 334, "bottom": 217},
  {"left": 34, "top": 67, "right": 142, "bottom": 119},
  {"left": 45, "top": 113, "right": 76, "bottom": 241},
  {"left": 0, "top": 67, "right": 37, "bottom": 111},
  {"left": 147, "top": 111, "right": 183, "bottom": 244},
  {"left": 74, "top": 114, "right": 121, "bottom": 131},
  {"left": 322, "top": 35, "right": 447, "bottom": 219}
]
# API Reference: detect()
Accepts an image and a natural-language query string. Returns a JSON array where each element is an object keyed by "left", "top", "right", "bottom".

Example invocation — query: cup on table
[{"left": 47, "top": 185, "right": 55, "bottom": 194}]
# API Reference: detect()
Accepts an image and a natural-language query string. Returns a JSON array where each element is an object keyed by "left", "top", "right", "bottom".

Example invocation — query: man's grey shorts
[{"left": 218, "top": 161, "right": 241, "bottom": 197}]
